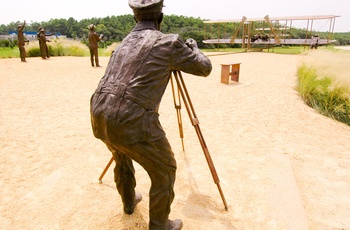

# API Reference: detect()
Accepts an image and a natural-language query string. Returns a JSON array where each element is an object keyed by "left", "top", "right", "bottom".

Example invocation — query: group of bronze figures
[
  {"left": 16, "top": 21, "right": 53, "bottom": 62},
  {"left": 17, "top": 21, "right": 103, "bottom": 65},
  {"left": 18, "top": 0, "right": 214, "bottom": 229}
]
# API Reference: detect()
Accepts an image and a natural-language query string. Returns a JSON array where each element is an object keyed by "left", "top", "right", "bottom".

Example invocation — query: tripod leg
[
  {"left": 173, "top": 70, "right": 228, "bottom": 211},
  {"left": 170, "top": 74, "right": 185, "bottom": 151},
  {"left": 98, "top": 156, "right": 114, "bottom": 184}
]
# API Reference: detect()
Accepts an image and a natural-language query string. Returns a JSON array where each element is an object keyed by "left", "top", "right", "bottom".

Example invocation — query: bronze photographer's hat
[
  {"left": 88, "top": 24, "right": 95, "bottom": 30},
  {"left": 129, "top": 0, "right": 164, "bottom": 15}
]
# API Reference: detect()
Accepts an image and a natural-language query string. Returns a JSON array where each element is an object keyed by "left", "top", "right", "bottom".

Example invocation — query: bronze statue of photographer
[{"left": 90, "top": 0, "right": 212, "bottom": 229}]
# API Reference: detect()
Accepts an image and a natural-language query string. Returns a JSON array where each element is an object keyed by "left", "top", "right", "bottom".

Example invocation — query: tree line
[
  {"left": 1, "top": 14, "right": 349, "bottom": 48},
  {"left": 0, "top": 15, "right": 213, "bottom": 49}
]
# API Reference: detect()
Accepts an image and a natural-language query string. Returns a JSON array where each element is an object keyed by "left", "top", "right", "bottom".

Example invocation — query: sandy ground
[{"left": 1, "top": 52, "right": 350, "bottom": 230}]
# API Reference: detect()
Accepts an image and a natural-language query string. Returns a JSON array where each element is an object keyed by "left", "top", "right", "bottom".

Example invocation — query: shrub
[
  {"left": 0, "top": 39, "right": 10, "bottom": 48},
  {"left": 48, "top": 38, "right": 89, "bottom": 56},
  {"left": 27, "top": 47, "right": 41, "bottom": 57},
  {"left": 25, "top": 38, "right": 89, "bottom": 57}
]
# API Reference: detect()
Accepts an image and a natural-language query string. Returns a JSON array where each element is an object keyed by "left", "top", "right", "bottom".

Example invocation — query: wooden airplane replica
[{"left": 203, "top": 15, "right": 340, "bottom": 49}]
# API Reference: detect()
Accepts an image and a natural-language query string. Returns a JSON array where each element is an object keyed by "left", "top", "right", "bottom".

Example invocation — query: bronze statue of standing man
[
  {"left": 90, "top": 0, "right": 212, "bottom": 229},
  {"left": 38, "top": 28, "right": 51, "bottom": 59},
  {"left": 88, "top": 24, "right": 104, "bottom": 67},
  {"left": 17, "top": 20, "right": 29, "bottom": 62}
]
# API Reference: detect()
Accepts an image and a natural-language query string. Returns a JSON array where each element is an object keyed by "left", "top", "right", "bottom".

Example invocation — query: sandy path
[{"left": 0, "top": 53, "right": 349, "bottom": 230}]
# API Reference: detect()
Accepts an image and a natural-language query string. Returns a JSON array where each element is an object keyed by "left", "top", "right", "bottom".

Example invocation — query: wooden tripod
[
  {"left": 98, "top": 71, "right": 228, "bottom": 211},
  {"left": 170, "top": 71, "right": 228, "bottom": 211}
]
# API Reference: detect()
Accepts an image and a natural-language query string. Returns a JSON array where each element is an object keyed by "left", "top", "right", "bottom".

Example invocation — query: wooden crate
[{"left": 220, "top": 62, "right": 241, "bottom": 84}]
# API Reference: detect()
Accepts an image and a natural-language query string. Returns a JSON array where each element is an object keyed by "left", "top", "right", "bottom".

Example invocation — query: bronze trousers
[
  {"left": 107, "top": 137, "right": 177, "bottom": 230},
  {"left": 89, "top": 47, "right": 99, "bottom": 66}
]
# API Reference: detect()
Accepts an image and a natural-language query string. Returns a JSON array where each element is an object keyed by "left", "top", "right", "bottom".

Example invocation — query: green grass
[
  {"left": 0, "top": 40, "right": 121, "bottom": 58},
  {"left": 297, "top": 50, "right": 350, "bottom": 126},
  {"left": 202, "top": 45, "right": 306, "bottom": 54},
  {"left": 0, "top": 42, "right": 326, "bottom": 59},
  {"left": 0, "top": 47, "right": 20, "bottom": 58},
  {"left": 269, "top": 46, "right": 305, "bottom": 54},
  {"left": 202, "top": 47, "right": 246, "bottom": 53}
]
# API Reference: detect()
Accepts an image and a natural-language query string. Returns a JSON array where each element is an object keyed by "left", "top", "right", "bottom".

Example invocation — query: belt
[{"left": 95, "top": 82, "right": 127, "bottom": 98}]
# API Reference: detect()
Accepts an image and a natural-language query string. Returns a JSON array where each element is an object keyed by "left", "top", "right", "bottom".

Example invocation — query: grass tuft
[
  {"left": 297, "top": 49, "right": 350, "bottom": 125},
  {"left": 0, "top": 47, "right": 19, "bottom": 58}
]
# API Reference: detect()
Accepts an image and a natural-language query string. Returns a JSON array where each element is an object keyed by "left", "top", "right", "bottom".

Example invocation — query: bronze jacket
[
  {"left": 88, "top": 31, "right": 101, "bottom": 49},
  {"left": 17, "top": 23, "right": 25, "bottom": 46},
  {"left": 90, "top": 21, "right": 212, "bottom": 145}
]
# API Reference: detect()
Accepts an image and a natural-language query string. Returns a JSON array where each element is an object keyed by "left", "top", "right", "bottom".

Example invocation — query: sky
[{"left": 1, "top": 0, "right": 349, "bottom": 32}]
